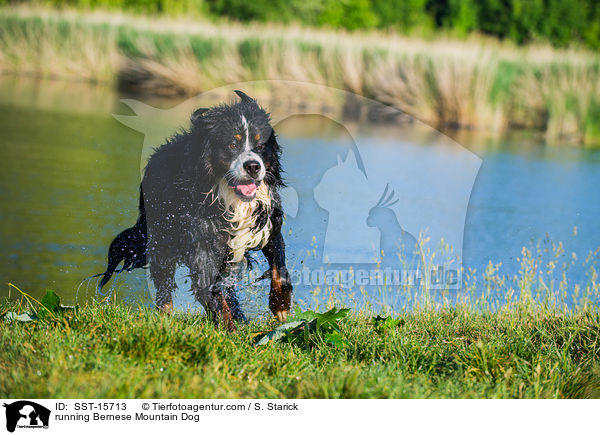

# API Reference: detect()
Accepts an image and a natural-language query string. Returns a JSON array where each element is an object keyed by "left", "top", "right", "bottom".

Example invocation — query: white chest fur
[{"left": 218, "top": 179, "right": 272, "bottom": 263}]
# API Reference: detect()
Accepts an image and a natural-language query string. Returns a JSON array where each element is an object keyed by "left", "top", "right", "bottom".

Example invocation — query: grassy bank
[
  {"left": 2, "top": 238, "right": 600, "bottom": 398},
  {"left": 1, "top": 7, "right": 600, "bottom": 147},
  {"left": 1, "top": 298, "right": 599, "bottom": 398}
]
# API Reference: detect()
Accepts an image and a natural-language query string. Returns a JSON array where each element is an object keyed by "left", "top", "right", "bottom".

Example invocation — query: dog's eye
[{"left": 255, "top": 142, "right": 265, "bottom": 151}]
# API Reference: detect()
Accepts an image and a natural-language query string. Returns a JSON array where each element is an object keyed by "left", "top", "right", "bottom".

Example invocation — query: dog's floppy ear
[
  {"left": 191, "top": 107, "right": 209, "bottom": 124},
  {"left": 234, "top": 90, "right": 256, "bottom": 104}
]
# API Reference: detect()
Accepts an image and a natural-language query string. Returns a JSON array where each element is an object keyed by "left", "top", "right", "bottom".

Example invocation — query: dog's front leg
[
  {"left": 191, "top": 260, "right": 240, "bottom": 332},
  {"left": 207, "top": 284, "right": 237, "bottom": 332},
  {"left": 262, "top": 232, "right": 293, "bottom": 323}
]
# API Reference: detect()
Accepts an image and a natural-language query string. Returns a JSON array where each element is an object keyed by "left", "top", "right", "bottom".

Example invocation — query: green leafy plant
[
  {"left": 4, "top": 285, "right": 76, "bottom": 322},
  {"left": 253, "top": 307, "right": 350, "bottom": 348},
  {"left": 371, "top": 315, "right": 405, "bottom": 335},
  {"left": 4, "top": 311, "right": 37, "bottom": 322}
]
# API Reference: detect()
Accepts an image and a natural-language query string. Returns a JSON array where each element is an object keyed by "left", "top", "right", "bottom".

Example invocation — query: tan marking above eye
[
  {"left": 255, "top": 134, "right": 260, "bottom": 141},
  {"left": 234, "top": 134, "right": 242, "bottom": 141}
]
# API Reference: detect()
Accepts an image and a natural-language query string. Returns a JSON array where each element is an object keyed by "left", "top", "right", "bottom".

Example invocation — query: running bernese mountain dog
[{"left": 97, "top": 91, "right": 292, "bottom": 330}]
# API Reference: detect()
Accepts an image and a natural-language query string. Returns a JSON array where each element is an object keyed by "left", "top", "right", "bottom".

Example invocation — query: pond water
[{"left": 0, "top": 77, "right": 598, "bottom": 313}]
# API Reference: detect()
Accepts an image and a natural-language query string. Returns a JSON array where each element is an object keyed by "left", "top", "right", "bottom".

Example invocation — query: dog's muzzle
[
  {"left": 228, "top": 152, "right": 266, "bottom": 201},
  {"left": 243, "top": 160, "right": 261, "bottom": 179}
]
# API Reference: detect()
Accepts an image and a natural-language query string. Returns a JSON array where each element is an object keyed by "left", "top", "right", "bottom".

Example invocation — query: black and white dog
[{"left": 97, "top": 91, "right": 292, "bottom": 329}]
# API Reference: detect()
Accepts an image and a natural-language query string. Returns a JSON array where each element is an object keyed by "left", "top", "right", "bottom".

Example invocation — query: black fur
[
  {"left": 96, "top": 188, "right": 147, "bottom": 293},
  {"left": 97, "top": 91, "right": 292, "bottom": 327}
]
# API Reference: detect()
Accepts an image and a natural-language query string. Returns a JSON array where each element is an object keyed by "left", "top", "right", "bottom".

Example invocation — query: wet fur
[
  {"left": 218, "top": 179, "right": 273, "bottom": 263},
  {"left": 97, "top": 91, "right": 292, "bottom": 328}
]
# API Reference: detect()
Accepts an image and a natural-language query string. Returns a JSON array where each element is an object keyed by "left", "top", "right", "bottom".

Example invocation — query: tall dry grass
[{"left": 1, "top": 6, "right": 599, "bottom": 146}]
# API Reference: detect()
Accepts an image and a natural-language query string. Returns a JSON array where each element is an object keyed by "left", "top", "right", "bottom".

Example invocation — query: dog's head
[{"left": 191, "top": 91, "right": 281, "bottom": 201}]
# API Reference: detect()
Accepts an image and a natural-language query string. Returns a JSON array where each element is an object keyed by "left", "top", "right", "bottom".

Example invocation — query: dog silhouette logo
[{"left": 3, "top": 401, "right": 50, "bottom": 432}]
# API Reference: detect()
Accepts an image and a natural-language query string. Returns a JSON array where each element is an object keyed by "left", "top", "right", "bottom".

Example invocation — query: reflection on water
[
  {"left": 0, "top": 77, "right": 599, "bottom": 313},
  {"left": 0, "top": 77, "right": 142, "bottom": 302}
]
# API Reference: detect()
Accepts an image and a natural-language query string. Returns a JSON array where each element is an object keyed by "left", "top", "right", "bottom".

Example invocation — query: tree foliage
[{"left": 11, "top": 0, "right": 600, "bottom": 48}]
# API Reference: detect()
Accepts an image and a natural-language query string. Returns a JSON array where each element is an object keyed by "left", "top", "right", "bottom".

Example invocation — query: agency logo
[
  {"left": 3, "top": 401, "right": 50, "bottom": 432},
  {"left": 99, "top": 80, "right": 481, "bottom": 311}
]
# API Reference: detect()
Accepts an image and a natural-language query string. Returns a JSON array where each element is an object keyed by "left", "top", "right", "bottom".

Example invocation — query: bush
[{"left": 6, "top": 0, "right": 600, "bottom": 49}]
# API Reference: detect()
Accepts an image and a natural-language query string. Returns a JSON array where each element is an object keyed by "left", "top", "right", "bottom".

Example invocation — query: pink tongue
[{"left": 236, "top": 183, "right": 257, "bottom": 196}]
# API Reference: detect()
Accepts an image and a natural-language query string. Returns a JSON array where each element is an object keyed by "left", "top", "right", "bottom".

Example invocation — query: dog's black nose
[{"left": 243, "top": 160, "right": 261, "bottom": 178}]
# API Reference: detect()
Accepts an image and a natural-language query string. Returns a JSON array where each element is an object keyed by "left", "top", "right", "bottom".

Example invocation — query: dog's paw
[
  {"left": 275, "top": 310, "right": 289, "bottom": 323},
  {"left": 158, "top": 301, "right": 173, "bottom": 315},
  {"left": 224, "top": 318, "right": 237, "bottom": 332}
]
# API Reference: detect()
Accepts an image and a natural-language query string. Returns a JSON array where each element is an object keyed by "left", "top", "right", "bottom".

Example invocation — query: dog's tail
[
  {"left": 96, "top": 239, "right": 125, "bottom": 294},
  {"left": 96, "top": 186, "right": 147, "bottom": 293}
]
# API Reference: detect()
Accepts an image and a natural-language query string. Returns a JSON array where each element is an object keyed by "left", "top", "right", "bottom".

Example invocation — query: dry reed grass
[{"left": 1, "top": 6, "right": 599, "bottom": 146}]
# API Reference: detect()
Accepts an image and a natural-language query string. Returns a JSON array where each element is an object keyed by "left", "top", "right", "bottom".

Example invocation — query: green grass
[
  {"left": 1, "top": 299, "right": 599, "bottom": 398},
  {"left": 2, "top": 237, "right": 599, "bottom": 398}
]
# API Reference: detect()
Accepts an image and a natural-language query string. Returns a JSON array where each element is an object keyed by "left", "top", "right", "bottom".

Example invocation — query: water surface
[{"left": 0, "top": 77, "right": 598, "bottom": 313}]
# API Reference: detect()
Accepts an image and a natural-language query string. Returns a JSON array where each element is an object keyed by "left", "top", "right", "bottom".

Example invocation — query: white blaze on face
[
  {"left": 241, "top": 115, "right": 250, "bottom": 152},
  {"left": 229, "top": 115, "right": 266, "bottom": 181}
]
